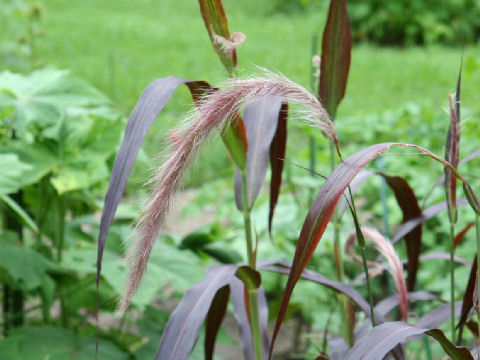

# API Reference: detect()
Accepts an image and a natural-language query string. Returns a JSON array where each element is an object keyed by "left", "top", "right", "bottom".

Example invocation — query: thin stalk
[
  {"left": 348, "top": 188, "right": 375, "bottom": 326},
  {"left": 56, "top": 195, "right": 69, "bottom": 328},
  {"left": 475, "top": 215, "right": 480, "bottom": 344},
  {"left": 449, "top": 222, "right": 456, "bottom": 342},
  {"left": 240, "top": 170, "right": 262, "bottom": 360}
]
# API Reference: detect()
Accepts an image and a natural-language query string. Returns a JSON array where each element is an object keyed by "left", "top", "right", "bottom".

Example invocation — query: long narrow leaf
[
  {"left": 380, "top": 174, "right": 422, "bottom": 291},
  {"left": 454, "top": 222, "right": 475, "bottom": 249},
  {"left": 97, "top": 76, "right": 202, "bottom": 288},
  {"left": 457, "top": 255, "right": 477, "bottom": 343},
  {"left": 444, "top": 63, "right": 462, "bottom": 222},
  {"left": 318, "top": 0, "right": 352, "bottom": 118},
  {"left": 234, "top": 97, "right": 283, "bottom": 210},
  {"left": 268, "top": 103, "right": 288, "bottom": 234},
  {"left": 156, "top": 265, "right": 239, "bottom": 360},
  {"left": 205, "top": 286, "right": 230, "bottom": 360},
  {"left": 416, "top": 301, "right": 463, "bottom": 329},
  {"left": 0, "top": 193, "right": 38, "bottom": 233},
  {"left": 345, "top": 321, "right": 473, "bottom": 360},
  {"left": 269, "top": 142, "right": 480, "bottom": 355}
]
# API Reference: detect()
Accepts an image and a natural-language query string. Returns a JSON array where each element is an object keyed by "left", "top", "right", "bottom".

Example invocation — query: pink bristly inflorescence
[
  {"left": 348, "top": 227, "right": 409, "bottom": 321},
  {"left": 119, "top": 72, "right": 339, "bottom": 310}
]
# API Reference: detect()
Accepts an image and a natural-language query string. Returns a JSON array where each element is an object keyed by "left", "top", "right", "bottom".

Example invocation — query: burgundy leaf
[
  {"left": 268, "top": 103, "right": 288, "bottom": 234},
  {"left": 205, "top": 285, "right": 230, "bottom": 360},
  {"left": 345, "top": 321, "right": 473, "bottom": 360},
  {"left": 258, "top": 260, "right": 385, "bottom": 324},
  {"left": 156, "top": 265, "right": 239, "bottom": 360},
  {"left": 318, "top": 0, "right": 352, "bottom": 118},
  {"left": 97, "top": 77, "right": 205, "bottom": 288},
  {"left": 230, "top": 279, "right": 269, "bottom": 360},
  {"left": 454, "top": 222, "right": 475, "bottom": 249},
  {"left": 268, "top": 142, "right": 479, "bottom": 356},
  {"left": 380, "top": 174, "right": 422, "bottom": 291},
  {"left": 198, "top": 0, "right": 238, "bottom": 73},
  {"left": 457, "top": 255, "right": 477, "bottom": 344},
  {"left": 234, "top": 97, "right": 283, "bottom": 210},
  {"left": 392, "top": 199, "right": 469, "bottom": 244}
]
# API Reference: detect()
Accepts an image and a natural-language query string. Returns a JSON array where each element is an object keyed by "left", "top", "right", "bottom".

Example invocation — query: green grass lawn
[{"left": 2, "top": 0, "right": 479, "bottom": 184}]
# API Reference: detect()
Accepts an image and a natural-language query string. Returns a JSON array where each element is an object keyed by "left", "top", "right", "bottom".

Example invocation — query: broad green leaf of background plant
[
  {"left": 64, "top": 242, "right": 203, "bottom": 311},
  {"left": 0, "top": 153, "right": 31, "bottom": 194},
  {"left": 0, "top": 69, "right": 109, "bottom": 137},
  {"left": 0, "top": 326, "right": 129, "bottom": 360},
  {"left": 0, "top": 231, "right": 57, "bottom": 291}
]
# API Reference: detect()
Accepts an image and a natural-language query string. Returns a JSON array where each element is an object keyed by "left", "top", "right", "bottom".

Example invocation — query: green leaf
[
  {"left": 0, "top": 153, "right": 31, "bottom": 194},
  {"left": 0, "top": 69, "right": 109, "bottom": 137},
  {"left": 0, "top": 326, "right": 129, "bottom": 360},
  {"left": 0, "top": 193, "right": 38, "bottom": 232},
  {"left": 0, "top": 232, "right": 57, "bottom": 291}
]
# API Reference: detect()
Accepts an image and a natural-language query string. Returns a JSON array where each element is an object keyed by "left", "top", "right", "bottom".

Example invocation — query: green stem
[
  {"left": 240, "top": 170, "right": 262, "bottom": 360},
  {"left": 475, "top": 215, "right": 480, "bottom": 346},
  {"left": 56, "top": 195, "right": 69, "bottom": 328},
  {"left": 449, "top": 221, "right": 456, "bottom": 342}
]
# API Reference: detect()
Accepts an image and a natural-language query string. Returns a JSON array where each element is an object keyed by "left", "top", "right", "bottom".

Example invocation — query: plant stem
[
  {"left": 240, "top": 170, "right": 263, "bottom": 360},
  {"left": 475, "top": 215, "right": 480, "bottom": 344},
  {"left": 449, "top": 221, "right": 456, "bottom": 342},
  {"left": 56, "top": 194, "right": 69, "bottom": 328}
]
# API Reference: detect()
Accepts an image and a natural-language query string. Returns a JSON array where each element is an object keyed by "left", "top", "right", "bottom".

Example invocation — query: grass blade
[
  {"left": 268, "top": 103, "right": 288, "bottom": 234},
  {"left": 454, "top": 222, "right": 475, "bottom": 249},
  {"left": 234, "top": 97, "right": 283, "bottom": 210},
  {"left": 380, "top": 174, "right": 422, "bottom": 291},
  {"left": 268, "top": 142, "right": 480, "bottom": 355},
  {"left": 318, "top": 0, "right": 352, "bottom": 118},
  {"left": 205, "top": 286, "right": 230, "bottom": 360},
  {"left": 345, "top": 321, "right": 473, "bottom": 360},
  {"left": 97, "top": 76, "right": 200, "bottom": 288},
  {"left": 456, "top": 255, "right": 477, "bottom": 344},
  {"left": 0, "top": 194, "right": 38, "bottom": 233},
  {"left": 156, "top": 265, "right": 239, "bottom": 360}
]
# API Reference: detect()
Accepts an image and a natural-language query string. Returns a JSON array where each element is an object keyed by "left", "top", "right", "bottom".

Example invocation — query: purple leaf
[
  {"left": 97, "top": 77, "right": 204, "bottom": 288},
  {"left": 269, "top": 103, "right": 288, "bottom": 234},
  {"left": 235, "top": 97, "right": 283, "bottom": 210},
  {"left": 457, "top": 255, "right": 477, "bottom": 343},
  {"left": 345, "top": 321, "right": 473, "bottom": 360},
  {"left": 380, "top": 174, "right": 422, "bottom": 291},
  {"left": 156, "top": 265, "right": 238, "bottom": 360},
  {"left": 318, "top": 0, "right": 352, "bottom": 118},
  {"left": 205, "top": 285, "right": 230, "bottom": 360},
  {"left": 268, "top": 142, "right": 480, "bottom": 355}
]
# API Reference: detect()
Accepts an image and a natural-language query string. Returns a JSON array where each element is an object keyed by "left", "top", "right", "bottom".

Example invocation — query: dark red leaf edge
[
  {"left": 457, "top": 255, "right": 477, "bottom": 344},
  {"left": 268, "top": 103, "right": 288, "bottom": 234},
  {"left": 454, "top": 222, "right": 475, "bottom": 249},
  {"left": 234, "top": 97, "right": 283, "bottom": 210},
  {"left": 380, "top": 174, "right": 422, "bottom": 291},
  {"left": 230, "top": 278, "right": 269, "bottom": 360},
  {"left": 268, "top": 142, "right": 480, "bottom": 357},
  {"left": 205, "top": 285, "right": 230, "bottom": 360},
  {"left": 198, "top": 0, "right": 237, "bottom": 73},
  {"left": 345, "top": 321, "right": 473, "bottom": 360},
  {"left": 318, "top": 0, "right": 352, "bottom": 118}
]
